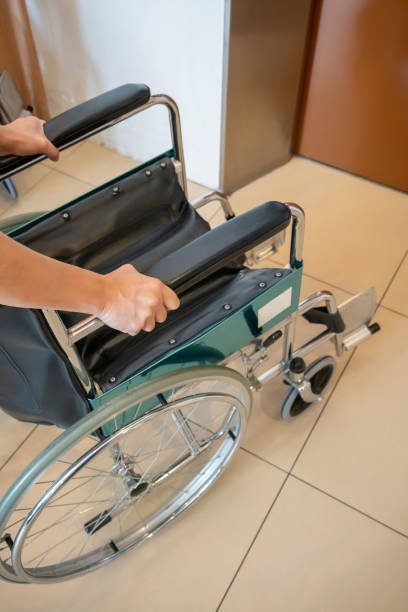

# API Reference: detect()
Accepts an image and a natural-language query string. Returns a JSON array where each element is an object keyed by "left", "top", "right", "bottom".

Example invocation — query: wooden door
[
  {"left": 296, "top": 0, "right": 408, "bottom": 192},
  {"left": 0, "top": 0, "right": 49, "bottom": 119}
]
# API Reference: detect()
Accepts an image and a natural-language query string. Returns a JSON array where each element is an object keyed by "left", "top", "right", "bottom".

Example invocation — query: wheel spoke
[{"left": 4, "top": 371, "right": 249, "bottom": 582}]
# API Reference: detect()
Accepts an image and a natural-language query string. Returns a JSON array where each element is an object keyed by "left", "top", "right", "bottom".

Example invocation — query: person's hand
[
  {"left": 0, "top": 116, "right": 59, "bottom": 161},
  {"left": 99, "top": 264, "right": 180, "bottom": 335}
]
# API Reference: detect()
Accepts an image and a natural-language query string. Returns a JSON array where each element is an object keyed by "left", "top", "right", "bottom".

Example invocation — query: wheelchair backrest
[{"left": 11, "top": 157, "right": 208, "bottom": 275}]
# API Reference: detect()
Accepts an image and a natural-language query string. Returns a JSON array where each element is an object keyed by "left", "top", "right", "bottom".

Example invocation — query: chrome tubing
[
  {"left": 42, "top": 310, "right": 94, "bottom": 394},
  {"left": 297, "top": 289, "right": 343, "bottom": 356},
  {"left": 0, "top": 94, "right": 187, "bottom": 192},
  {"left": 287, "top": 202, "right": 305, "bottom": 269},
  {"left": 191, "top": 190, "right": 235, "bottom": 220},
  {"left": 297, "top": 290, "right": 339, "bottom": 317},
  {"left": 257, "top": 290, "right": 343, "bottom": 386},
  {"left": 40, "top": 93, "right": 188, "bottom": 362},
  {"left": 67, "top": 315, "right": 105, "bottom": 346}
]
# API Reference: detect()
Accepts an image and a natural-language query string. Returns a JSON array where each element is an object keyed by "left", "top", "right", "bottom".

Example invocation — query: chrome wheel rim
[{"left": 0, "top": 367, "right": 250, "bottom": 583}]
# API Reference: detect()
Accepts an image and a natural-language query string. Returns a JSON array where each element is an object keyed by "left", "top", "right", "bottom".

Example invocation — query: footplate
[{"left": 337, "top": 288, "right": 379, "bottom": 351}]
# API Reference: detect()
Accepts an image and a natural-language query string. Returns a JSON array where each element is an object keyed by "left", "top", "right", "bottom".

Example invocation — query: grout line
[
  {"left": 379, "top": 304, "right": 408, "bottom": 320},
  {"left": 296, "top": 154, "right": 408, "bottom": 196},
  {"left": 282, "top": 251, "right": 408, "bottom": 474},
  {"left": 290, "top": 474, "right": 408, "bottom": 540},
  {"left": 376, "top": 249, "right": 408, "bottom": 311},
  {"left": 267, "top": 257, "right": 355, "bottom": 298},
  {"left": 217, "top": 311, "right": 354, "bottom": 607},
  {"left": 288, "top": 348, "right": 356, "bottom": 474},
  {"left": 217, "top": 183, "right": 408, "bottom": 607},
  {"left": 21, "top": 166, "right": 54, "bottom": 197},
  {"left": 218, "top": 336, "right": 398, "bottom": 609},
  {"left": 0, "top": 425, "right": 38, "bottom": 472},
  {"left": 216, "top": 472, "right": 291, "bottom": 611},
  {"left": 239, "top": 446, "right": 289, "bottom": 474},
  {"left": 20, "top": 166, "right": 54, "bottom": 198},
  {"left": 286, "top": 251, "right": 408, "bottom": 475},
  {"left": 42, "top": 141, "right": 86, "bottom": 170},
  {"left": 53, "top": 167, "right": 96, "bottom": 188},
  {"left": 301, "top": 272, "right": 354, "bottom": 297}
]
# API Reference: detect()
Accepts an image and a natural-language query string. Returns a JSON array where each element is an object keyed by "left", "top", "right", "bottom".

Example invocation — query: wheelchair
[{"left": 0, "top": 84, "right": 380, "bottom": 584}]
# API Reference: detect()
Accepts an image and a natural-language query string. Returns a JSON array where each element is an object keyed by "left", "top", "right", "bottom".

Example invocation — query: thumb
[
  {"left": 42, "top": 137, "right": 60, "bottom": 162},
  {"left": 162, "top": 285, "right": 180, "bottom": 311}
]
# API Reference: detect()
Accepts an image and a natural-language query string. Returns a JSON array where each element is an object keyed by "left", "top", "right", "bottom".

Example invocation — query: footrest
[
  {"left": 337, "top": 288, "right": 378, "bottom": 351},
  {"left": 337, "top": 288, "right": 376, "bottom": 333}
]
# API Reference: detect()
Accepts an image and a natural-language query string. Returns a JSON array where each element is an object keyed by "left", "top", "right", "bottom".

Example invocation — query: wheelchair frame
[
  {"left": 0, "top": 89, "right": 379, "bottom": 583},
  {"left": 29, "top": 94, "right": 376, "bottom": 414}
]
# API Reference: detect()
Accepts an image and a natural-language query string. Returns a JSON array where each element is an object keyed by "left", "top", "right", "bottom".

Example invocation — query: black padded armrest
[
  {"left": 0, "top": 83, "right": 150, "bottom": 179},
  {"left": 146, "top": 201, "right": 291, "bottom": 293},
  {"left": 67, "top": 201, "right": 292, "bottom": 344}
]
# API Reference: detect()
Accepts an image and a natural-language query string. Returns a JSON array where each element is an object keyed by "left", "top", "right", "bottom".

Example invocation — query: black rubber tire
[{"left": 280, "top": 356, "right": 336, "bottom": 420}]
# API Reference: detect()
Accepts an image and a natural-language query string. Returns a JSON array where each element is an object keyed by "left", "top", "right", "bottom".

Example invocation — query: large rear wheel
[{"left": 0, "top": 366, "right": 251, "bottom": 583}]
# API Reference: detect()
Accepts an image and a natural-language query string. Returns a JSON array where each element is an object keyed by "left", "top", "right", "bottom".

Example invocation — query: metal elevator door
[{"left": 220, "top": 0, "right": 313, "bottom": 193}]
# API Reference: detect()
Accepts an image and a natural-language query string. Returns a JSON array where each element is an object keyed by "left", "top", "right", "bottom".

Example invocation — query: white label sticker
[{"left": 257, "top": 287, "right": 292, "bottom": 327}]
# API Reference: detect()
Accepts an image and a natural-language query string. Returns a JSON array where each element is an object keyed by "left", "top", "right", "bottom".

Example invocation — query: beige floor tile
[
  {"left": 0, "top": 169, "right": 94, "bottom": 221},
  {"left": 56, "top": 141, "right": 138, "bottom": 186},
  {"left": 293, "top": 307, "right": 408, "bottom": 533},
  {"left": 221, "top": 476, "right": 408, "bottom": 612},
  {"left": 229, "top": 156, "right": 408, "bottom": 297},
  {"left": 184, "top": 180, "right": 226, "bottom": 228},
  {"left": 0, "top": 450, "right": 285, "bottom": 612},
  {"left": 0, "top": 164, "right": 51, "bottom": 219},
  {"left": 239, "top": 274, "right": 353, "bottom": 471},
  {"left": 0, "top": 423, "right": 61, "bottom": 498},
  {"left": 382, "top": 253, "right": 408, "bottom": 317},
  {"left": 42, "top": 142, "right": 84, "bottom": 169},
  {"left": 187, "top": 179, "right": 208, "bottom": 201},
  {"left": 0, "top": 412, "right": 36, "bottom": 472},
  {"left": 197, "top": 199, "right": 227, "bottom": 229}
]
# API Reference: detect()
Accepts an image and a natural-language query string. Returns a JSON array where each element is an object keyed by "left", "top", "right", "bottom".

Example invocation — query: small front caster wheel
[{"left": 280, "top": 355, "right": 336, "bottom": 421}]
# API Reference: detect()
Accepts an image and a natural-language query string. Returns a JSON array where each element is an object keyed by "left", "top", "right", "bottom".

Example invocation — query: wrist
[
  {"left": 0, "top": 125, "right": 17, "bottom": 155},
  {"left": 91, "top": 272, "right": 114, "bottom": 318}
]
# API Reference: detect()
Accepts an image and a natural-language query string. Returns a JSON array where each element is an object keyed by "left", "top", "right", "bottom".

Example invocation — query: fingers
[
  {"left": 40, "top": 123, "right": 60, "bottom": 162},
  {"left": 132, "top": 280, "right": 178, "bottom": 333},
  {"left": 141, "top": 298, "right": 168, "bottom": 332},
  {"left": 155, "top": 303, "right": 168, "bottom": 324},
  {"left": 142, "top": 314, "right": 155, "bottom": 333},
  {"left": 42, "top": 138, "right": 60, "bottom": 162},
  {"left": 100, "top": 268, "right": 180, "bottom": 337},
  {"left": 162, "top": 284, "right": 180, "bottom": 311}
]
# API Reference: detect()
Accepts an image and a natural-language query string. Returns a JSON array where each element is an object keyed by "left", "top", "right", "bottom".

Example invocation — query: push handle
[{"left": 0, "top": 84, "right": 150, "bottom": 180}]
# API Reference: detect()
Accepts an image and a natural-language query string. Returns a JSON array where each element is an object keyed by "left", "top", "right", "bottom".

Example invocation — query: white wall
[{"left": 26, "top": 0, "right": 226, "bottom": 188}]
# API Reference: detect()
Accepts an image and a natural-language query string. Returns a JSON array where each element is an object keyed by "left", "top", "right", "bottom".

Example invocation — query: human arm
[
  {"left": 0, "top": 116, "right": 59, "bottom": 161},
  {"left": 0, "top": 232, "right": 179, "bottom": 335}
]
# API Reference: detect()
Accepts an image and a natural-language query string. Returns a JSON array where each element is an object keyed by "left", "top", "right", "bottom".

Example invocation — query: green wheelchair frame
[{"left": 0, "top": 87, "right": 379, "bottom": 584}]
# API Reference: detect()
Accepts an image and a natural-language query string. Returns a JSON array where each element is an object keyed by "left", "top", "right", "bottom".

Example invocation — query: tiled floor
[{"left": 0, "top": 145, "right": 407, "bottom": 611}]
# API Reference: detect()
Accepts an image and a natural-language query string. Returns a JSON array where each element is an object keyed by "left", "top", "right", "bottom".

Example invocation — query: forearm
[{"left": 0, "top": 232, "right": 106, "bottom": 315}]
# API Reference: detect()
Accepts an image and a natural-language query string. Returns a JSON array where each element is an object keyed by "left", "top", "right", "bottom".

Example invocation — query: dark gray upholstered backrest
[{"left": 15, "top": 158, "right": 209, "bottom": 273}]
